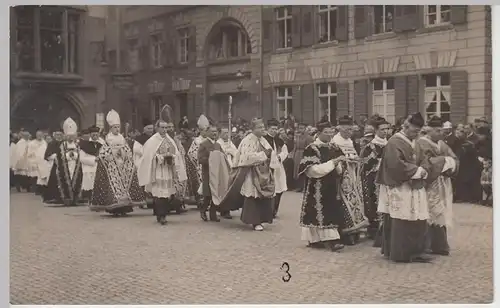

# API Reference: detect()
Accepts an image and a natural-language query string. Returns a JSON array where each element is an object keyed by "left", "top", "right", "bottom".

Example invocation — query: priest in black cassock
[
  {"left": 79, "top": 125, "right": 105, "bottom": 202},
  {"left": 135, "top": 118, "right": 155, "bottom": 208},
  {"left": 298, "top": 121, "right": 345, "bottom": 252}
]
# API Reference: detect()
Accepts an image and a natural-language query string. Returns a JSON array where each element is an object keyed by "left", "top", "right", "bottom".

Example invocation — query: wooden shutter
[
  {"left": 262, "top": 8, "right": 274, "bottom": 53},
  {"left": 335, "top": 5, "right": 349, "bottom": 41},
  {"left": 301, "top": 83, "right": 314, "bottom": 124},
  {"left": 188, "top": 26, "right": 197, "bottom": 65},
  {"left": 353, "top": 80, "right": 369, "bottom": 121},
  {"left": 292, "top": 87, "right": 302, "bottom": 121},
  {"left": 393, "top": 5, "right": 420, "bottom": 32},
  {"left": 291, "top": 6, "right": 302, "bottom": 48},
  {"left": 450, "top": 70, "right": 468, "bottom": 124},
  {"left": 354, "top": 6, "right": 372, "bottom": 39},
  {"left": 394, "top": 76, "right": 408, "bottom": 121},
  {"left": 407, "top": 74, "right": 420, "bottom": 115},
  {"left": 301, "top": 6, "right": 315, "bottom": 47},
  {"left": 262, "top": 88, "right": 274, "bottom": 120},
  {"left": 337, "top": 82, "right": 349, "bottom": 118},
  {"left": 451, "top": 5, "right": 468, "bottom": 25}
]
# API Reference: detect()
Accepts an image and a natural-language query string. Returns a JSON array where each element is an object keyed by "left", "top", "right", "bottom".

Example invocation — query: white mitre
[
  {"left": 197, "top": 114, "right": 209, "bottom": 130},
  {"left": 63, "top": 117, "right": 78, "bottom": 135},
  {"left": 106, "top": 109, "right": 121, "bottom": 127}
]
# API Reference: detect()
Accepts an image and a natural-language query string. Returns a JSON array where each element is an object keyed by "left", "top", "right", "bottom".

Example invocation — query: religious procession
[{"left": 9, "top": 105, "right": 492, "bottom": 264}]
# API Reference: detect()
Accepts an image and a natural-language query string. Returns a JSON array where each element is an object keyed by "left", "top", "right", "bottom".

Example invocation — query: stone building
[
  {"left": 10, "top": 5, "right": 108, "bottom": 132},
  {"left": 107, "top": 5, "right": 491, "bottom": 127}
]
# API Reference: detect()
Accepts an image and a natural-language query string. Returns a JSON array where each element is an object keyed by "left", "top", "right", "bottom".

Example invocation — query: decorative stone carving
[
  {"left": 148, "top": 81, "right": 165, "bottom": 94},
  {"left": 172, "top": 79, "right": 191, "bottom": 92},
  {"left": 363, "top": 57, "right": 400, "bottom": 75},
  {"left": 268, "top": 69, "right": 296, "bottom": 84},
  {"left": 309, "top": 63, "right": 342, "bottom": 80}
]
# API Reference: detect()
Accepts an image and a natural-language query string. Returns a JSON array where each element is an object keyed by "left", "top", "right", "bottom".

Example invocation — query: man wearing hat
[
  {"left": 43, "top": 118, "right": 93, "bottom": 206},
  {"left": 415, "top": 116, "right": 458, "bottom": 256},
  {"left": 79, "top": 125, "right": 105, "bottom": 203},
  {"left": 299, "top": 121, "right": 345, "bottom": 251},
  {"left": 263, "top": 119, "right": 288, "bottom": 218},
  {"left": 331, "top": 115, "right": 369, "bottom": 246},
  {"left": 376, "top": 112, "right": 433, "bottom": 263},
  {"left": 360, "top": 116, "right": 390, "bottom": 244}
]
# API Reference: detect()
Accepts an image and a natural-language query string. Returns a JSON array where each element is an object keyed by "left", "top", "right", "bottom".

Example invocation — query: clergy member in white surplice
[{"left": 138, "top": 120, "right": 188, "bottom": 225}]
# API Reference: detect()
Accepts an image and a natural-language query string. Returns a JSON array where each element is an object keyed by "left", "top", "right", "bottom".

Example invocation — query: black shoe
[
  {"left": 324, "top": 241, "right": 344, "bottom": 252},
  {"left": 200, "top": 211, "right": 208, "bottom": 222},
  {"left": 156, "top": 216, "right": 161, "bottom": 223},
  {"left": 159, "top": 216, "right": 167, "bottom": 225},
  {"left": 209, "top": 213, "right": 220, "bottom": 222},
  {"left": 176, "top": 207, "right": 188, "bottom": 214},
  {"left": 221, "top": 212, "right": 232, "bottom": 219},
  {"left": 410, "top": 254, "right": 434, "bottom": 263}
]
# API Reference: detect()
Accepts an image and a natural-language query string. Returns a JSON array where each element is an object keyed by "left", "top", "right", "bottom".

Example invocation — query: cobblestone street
[{"left": 10, "top": 191, "right": 493, "bottom": 305}]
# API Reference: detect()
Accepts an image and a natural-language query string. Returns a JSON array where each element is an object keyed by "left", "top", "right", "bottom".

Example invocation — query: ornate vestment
[
  {"left": 186, "top": 136, "right": 205, "bottom": 196},
  {"left": 360, "top": 136, "right": 387, "bottom": 224},
  {"left": 90, "top": 133, "right": 145, "bottom": 211},
  {"left": 330, "top": 134, "right": 369, "bottom": 234},
  {"left": 44, "top": 141, "right": 92, "bottom": 206},
  {"left": 298, "top": 140, "right": 344, "bottom": 230},
  {"left": 415, "top": 137, "right": 457, "bottom": 228}
]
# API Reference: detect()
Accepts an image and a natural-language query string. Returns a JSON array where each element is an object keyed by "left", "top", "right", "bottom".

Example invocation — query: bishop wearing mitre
[
  {"left": 43, "top": 118, "right": 94, "bottom": 206},
  {"left": 89, "top": 110, "right": 146, "bottom": 216}
]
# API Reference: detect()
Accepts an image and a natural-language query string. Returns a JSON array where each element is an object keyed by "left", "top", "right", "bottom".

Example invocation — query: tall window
[
  {"left": 317, "top": 83, "right": 337, "bottom": 122},
  {"left": 276, "top": 87, "right": 293, "bottom": 119},
  {"left": 276, "top": 6, "right": 292, "bottom": 49},
  {"left": 424, "top": 73, "right": 451, "bottom": 121},
  {"left": 318, "top": 6, "right": 337, "bottom": 43},
  {"left": 373, "top": 5, "right": 394, "bottom": 34},
  {"left": 14, "top": 6, "right": 82, "bottom": 74},
  {"left": 40, "top": 8, "right": 64, "bottom": 73},
  {"left": 178, "top": 28, "right": 189, "bottom": 64},
  {"left": 15, "top": 6, "right": 35, "bottom": 71},
  {"left": 150, "top": 33, "right": 162, "bottom": 68},
  {"left": 127, "top": 38, "right": 140, "bottom": 71},
  {"left": 207, "top": 25, "right": 252, "bottom": 61},
  {"left": 151, "top": 96, "right": 164, "bottom": 120},
  {"left": 424, "top": 5, "right": 451, "bottom": 26},
  {"left": 67, "top": 13, "right": 79, "bottom": 73},
  {"left": 372, "top": 78, "right": 395, "bottom": 124}
]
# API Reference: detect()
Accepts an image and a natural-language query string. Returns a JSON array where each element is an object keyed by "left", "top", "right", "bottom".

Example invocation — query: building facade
[
  {"left": 107, "top": 5, "right": 491, "bottom": 127},
  {"left": 10, "top": 5, "right": 108, "bottom": 132}
]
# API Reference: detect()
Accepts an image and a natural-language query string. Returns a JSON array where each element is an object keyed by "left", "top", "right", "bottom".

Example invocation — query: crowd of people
[{"left": 9, "top": 108, "right": 492, "bottom": 263}]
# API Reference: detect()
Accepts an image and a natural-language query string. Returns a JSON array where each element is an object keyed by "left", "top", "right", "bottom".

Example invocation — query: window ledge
[
  {"left": 206, "top": 56, "right": 251, "bottom": 66},
  {"left": 312, "top": 40, "right": 339, "bottom": 49},
  {"left": 417, "top": 24, "right": 453, "bottom": 34},
  {"left": 273, "top": 48, "right": 293, "bottom": 55},
  {"left": 365, "top": 32, "right": 398, "bottom": 42},
  {"left": 15, "top": 72, "right": 83, "bottom": 83}
]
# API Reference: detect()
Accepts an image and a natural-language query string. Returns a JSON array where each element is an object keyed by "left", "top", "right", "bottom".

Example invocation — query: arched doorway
[{"left": 11, "top": 91, "right": 81, "bottom": 133}]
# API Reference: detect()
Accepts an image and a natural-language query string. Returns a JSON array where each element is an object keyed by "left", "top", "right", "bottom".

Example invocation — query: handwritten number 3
[{"left": 281, "top": 262, "right": 291, "bottom": 282}]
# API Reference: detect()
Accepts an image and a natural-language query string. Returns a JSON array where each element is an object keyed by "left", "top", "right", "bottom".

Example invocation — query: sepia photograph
[{"left": 9, "top": 4, "right": 493, "bottom": 305}]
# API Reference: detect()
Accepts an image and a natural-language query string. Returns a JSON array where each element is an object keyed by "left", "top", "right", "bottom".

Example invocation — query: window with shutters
[
  {"left": 373, "top": 5, "right": 394, "bottom": 34},
  {"left": 318, "top": 5, "right": 337, "bottom": 43},
  {"left": 317, "top": 83, "right": 337, "bottom": 122},
  {"left": 424, "top": 5, "right": 451, "bottom": 26},
  {"left": 372, "top": 78, "right": 395, "bottom": 124},
  {"left": 127, "top": 38, "right": 140, "bottom": 72},
  {"left": 178, "top": 28, "right": 189, "bottom": 64},
  {"left": 276, "top": 87, "right": 293, "bottom": 119},
  {"left": 276, "top": 6, "right": 292, "bottom": 49},
  {"left": 206, "top": 22, "right": 251, "bottom": 61},
  {"left": 424, "top": 73, "right": 451, "bottom": 121},
  {"left": 150, "top": 34, "right": 162, "bottom": 69},
  {"left": 151, "top": 96, "right": 164, "bottom": 120}
]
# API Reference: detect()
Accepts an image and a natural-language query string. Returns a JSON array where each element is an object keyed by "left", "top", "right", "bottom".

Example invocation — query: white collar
[{"left": 371, "top": 135, "right": 388, "bottom": 146}]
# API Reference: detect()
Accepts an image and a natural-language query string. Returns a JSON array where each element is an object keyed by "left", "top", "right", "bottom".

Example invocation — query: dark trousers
[
  {"left": 153, "top": 196, "right": 172, "bottom": 218},
  {"left": 202, "top": 196, "right": 217, "bottom": 217},
  {"left": 15, "top": 175, "right": 33, "bottom": 192},
  {"left": 274, "top": 193, "right": 283, "bottom": 217}
]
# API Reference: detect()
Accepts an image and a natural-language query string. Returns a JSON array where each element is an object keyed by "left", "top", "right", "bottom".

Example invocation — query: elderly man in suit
[{"left": 198, "top": 124, "right": 221, "bottom": 222}]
